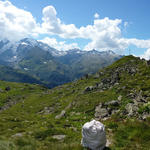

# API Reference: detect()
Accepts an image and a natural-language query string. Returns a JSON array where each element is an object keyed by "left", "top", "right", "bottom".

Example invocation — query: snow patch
[
  {"left": 21, "top": 42, "right": 28, "bottom": 46},
  {"left": 24, "top": 68, "right": 29, "bottom": 71}
]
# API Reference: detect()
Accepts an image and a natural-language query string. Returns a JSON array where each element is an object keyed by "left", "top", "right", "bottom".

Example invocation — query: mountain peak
[{"left": 20, "top": 38, "right": 38, "bottom": 46}]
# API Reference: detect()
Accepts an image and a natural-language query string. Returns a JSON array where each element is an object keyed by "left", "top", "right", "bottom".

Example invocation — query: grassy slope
[{"left": 0, "top": 55, "right": 150, "bottom": 150}]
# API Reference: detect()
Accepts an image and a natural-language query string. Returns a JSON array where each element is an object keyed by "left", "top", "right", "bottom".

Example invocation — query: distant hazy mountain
[{"left": 0, "top": 38, "right": 123, "bottom": 87}]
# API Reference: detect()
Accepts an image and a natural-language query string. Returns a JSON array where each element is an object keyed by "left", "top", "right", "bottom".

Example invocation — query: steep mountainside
[
  {"left": 0, "top": 38, "right": 122, "bottom": 87},
  {"left": 0, "top": 65, "right": 43, "bottom": 85},
  {"left": 0, "top": 55, "right": 150, "bottom": 150}
]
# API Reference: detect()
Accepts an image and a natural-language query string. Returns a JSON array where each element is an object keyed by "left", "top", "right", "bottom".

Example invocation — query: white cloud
[
  {"left": 41, "top": 5, "right": 79, "bottom": 38},
  {"left": 127, "top": 39, "right": 150, "bottom": 49},
  {"left": 40, "top": 5, "right": 150, "bottom": 54},
  {"left": 140, "top": 48, "right": 150, "bottom": 60},
  {"left": 39, "top": 37, "right": 79, "bottom": 51},
  {"left": 0, "top": 1, "right": 150, "bottom": 56},
  {"left": 42, "top": 6, "right": 62, "bottom": 34},
  {"left": 94, "top": 13, "right": 99, "bottom": 19},
  {"left": 0, "top": 1, "right": 39, "bottom": 41},
  {"left": 41, "top": 7, "right": 127, "bottom": 52}
]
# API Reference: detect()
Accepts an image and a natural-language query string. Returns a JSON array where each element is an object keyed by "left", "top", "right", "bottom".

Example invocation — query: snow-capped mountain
[
  {"left": 0, "top": 38, "right": 121, "bottom": 62},
  {"left": 0, "top": 38, "right": 123, "bottom": 88}
]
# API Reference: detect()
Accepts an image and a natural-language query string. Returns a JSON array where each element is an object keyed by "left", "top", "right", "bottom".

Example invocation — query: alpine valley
[{"left": 0, "top": 38, "right": 122, "bottom": 88}]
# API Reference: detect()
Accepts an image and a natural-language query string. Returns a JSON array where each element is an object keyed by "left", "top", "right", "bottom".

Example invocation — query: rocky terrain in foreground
[{"left": 0, "top": 55, "right": 150, "bottom": 150}]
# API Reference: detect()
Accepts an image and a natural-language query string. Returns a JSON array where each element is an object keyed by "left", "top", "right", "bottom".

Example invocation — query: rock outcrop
[{"left": 95, "top": 100, "right": 120, "bottom": 120}]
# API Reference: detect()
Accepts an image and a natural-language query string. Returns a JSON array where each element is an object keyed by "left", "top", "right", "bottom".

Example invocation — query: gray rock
[
  {"left": 0, "top": 88, "right": 3, "bottom": 92},
  {"left": 12, "top": 133, "right": 23, "bottom": 138},
  {"left": 118, "top": 95, "right": 122, "bottom": 101},
  {"left": 52, "top": 135, "right": 66, "bottom": 140},
  {"left": 95, "top": 100, "right": 121, "bottom": 120},
  {"left": 95, "top": 107, "right": 108, "bottom": 119},
  {"left": 106, "top": 100, "right": 120, "bottom": 106},
  {"left": 39, "top": 106, "right": 54, "bottom": 115},
  {"left": 101, "top": 78, "right": 111, "bottom": 84},
  {"left": 125, "top": 103, "right": 138, "bottom": 116},
  {"left": 55, "top": 110, "right": 66, "bottom": 119},
  {"left": 141, "top": 114, "right": 150, "bottom": 120}
]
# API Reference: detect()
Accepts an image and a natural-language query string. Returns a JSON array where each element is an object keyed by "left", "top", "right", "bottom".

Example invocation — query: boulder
[
  {"left": 95, "top": 107, "right": 108, "bottom": 119},
  {"left": 81, "top": 120, "right": 106, "bottom": 150}
]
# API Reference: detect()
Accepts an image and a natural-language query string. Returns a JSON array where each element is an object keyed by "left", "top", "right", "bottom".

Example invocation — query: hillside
[{"left": 0, "top": 55, "right": 150, "bottom": 150}]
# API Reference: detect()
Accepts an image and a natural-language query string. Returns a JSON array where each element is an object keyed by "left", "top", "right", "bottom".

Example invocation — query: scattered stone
[
  {"left": 55, "top": 110, "right": 66, "bottom": 119},
  {"left": 106, "top": 139, "right": 111, "bottom": 147},
  {"left": 70, "top": 127, "right": 77, "bottom": 132},
  {"left": 76, "top": 112, "right": 81, "bottom": 116},
  {"left": 141, "top": 114, "right": 150, "bottom": 120},
  {"left": 118, "top": 95, "right": 122, "bottom": 101},
  {"left": 39, "top": 107, "right": 54, "bottom": 115},
  {"left": 70, "top": 112, "right": 76, "bottom": 116},
  {"left": 0, "top": 88, "right": 3, "bottom": 92},
  {"left": 52, "top": 135, "right": 66, "bottom": 140},
  {"left": 106, "top": 100, "right": 120, "bottom": 107},
  {"left": 125, "top": 103, "right": 138, "bottom": 116},
  {"left": 12, "top": 133, "right": 23, "bottom": 138},
  {"left": 0, "top": 100, "right": 17, "bottom": 113}
]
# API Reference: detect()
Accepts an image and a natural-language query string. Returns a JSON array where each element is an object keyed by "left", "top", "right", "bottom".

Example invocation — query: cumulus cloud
[
  {"left": 39, "top": 37, "right": 79, "bottom": 51},
  {"left": 41, "top": 6, "right": 127, "bottom": 52},
  {"left": 81, "top": 18, "right": 125, "bottom": 51},
  {"left": 0, "top": 0, "right": 39, "bottom": 41},
  {"left": 41, "top": 5, "right": 79, "bottom": 38}
]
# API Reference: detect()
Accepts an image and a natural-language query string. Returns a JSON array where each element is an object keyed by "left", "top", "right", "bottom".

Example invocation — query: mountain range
[{"left": 0, "top": 38, "right": 122, "bottom": 87}]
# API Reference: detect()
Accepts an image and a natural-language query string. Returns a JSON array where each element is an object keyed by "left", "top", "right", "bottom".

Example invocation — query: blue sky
[{"left": 1, "top": 0, "right": 150, "bottom": 58}]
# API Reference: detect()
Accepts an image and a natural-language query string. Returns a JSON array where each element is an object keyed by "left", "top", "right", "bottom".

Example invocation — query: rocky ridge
[{"left": 84, "top": 56, "right": 150, "bottom": 120}]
